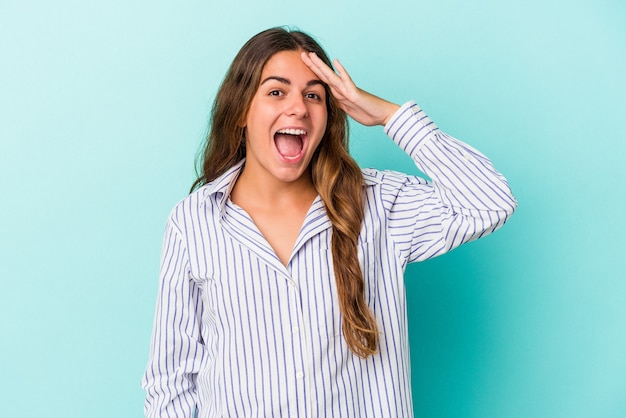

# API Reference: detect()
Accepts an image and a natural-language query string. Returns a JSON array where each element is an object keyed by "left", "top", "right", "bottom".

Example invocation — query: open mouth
[{"left": 274, "top": 128, "right": 307, "bottom": 160}]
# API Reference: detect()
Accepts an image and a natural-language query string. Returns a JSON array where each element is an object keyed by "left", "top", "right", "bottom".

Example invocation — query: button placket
[{"left": 285, "top": 274, "right": 309, "bottom": 398}]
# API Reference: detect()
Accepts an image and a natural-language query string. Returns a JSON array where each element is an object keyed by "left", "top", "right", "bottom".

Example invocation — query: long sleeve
[
  {"left": 142, "top": 217, "right": 205, "bottom": 417},
  {"left": 379, "top": 101, "right": 517, "bottom": 263}
]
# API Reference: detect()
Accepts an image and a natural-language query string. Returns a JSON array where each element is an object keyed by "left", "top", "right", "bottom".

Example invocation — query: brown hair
[{"left": 191, "top": 27, "right": 378, "bottom": 357}]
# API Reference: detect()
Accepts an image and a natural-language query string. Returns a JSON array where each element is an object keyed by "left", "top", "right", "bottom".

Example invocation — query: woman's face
[{"left": 243, "top": 50, "right": 328, "bottom": 186}]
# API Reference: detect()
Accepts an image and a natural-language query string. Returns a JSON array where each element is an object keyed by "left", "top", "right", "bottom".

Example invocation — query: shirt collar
[
  {"left": 199, "top": 159, "right": 379, "bottom": 213},
  {"left": 199, "top": 159, "right": 245, "bottom": 213}
]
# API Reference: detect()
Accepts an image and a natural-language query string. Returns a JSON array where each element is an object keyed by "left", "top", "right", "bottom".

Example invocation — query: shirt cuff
[{"left": 383, "top": 101, "right": 440, "bottom": 159}]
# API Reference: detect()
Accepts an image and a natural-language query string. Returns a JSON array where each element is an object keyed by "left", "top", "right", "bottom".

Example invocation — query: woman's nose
[{"left": 285, "top": 95, "right": 308, "bottom": 118}]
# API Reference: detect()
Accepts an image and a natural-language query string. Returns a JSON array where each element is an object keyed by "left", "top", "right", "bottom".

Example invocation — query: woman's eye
[
  {"left": 269, "top": 90, "right": 283, "bottom": 96},
  {"left": 306, "top": 93, "right": 322, "bottom": 101}
]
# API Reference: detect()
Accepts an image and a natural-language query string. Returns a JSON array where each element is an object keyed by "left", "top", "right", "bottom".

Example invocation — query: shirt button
[
  {"left": 296, "top": 372, "right": 304, "bottom": 379},
  {"left": 292, "top": 326, "right": 299, "bottom": 334}
]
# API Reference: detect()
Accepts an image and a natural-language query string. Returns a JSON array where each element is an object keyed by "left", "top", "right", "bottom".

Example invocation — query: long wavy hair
[{"left": 191, "top": 27, "right": 378, "bottom": 358}]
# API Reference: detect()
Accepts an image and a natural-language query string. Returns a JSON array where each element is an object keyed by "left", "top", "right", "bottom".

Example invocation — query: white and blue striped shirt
[{"left": 142, "top": 101, "right": 517, "bottom": 417}]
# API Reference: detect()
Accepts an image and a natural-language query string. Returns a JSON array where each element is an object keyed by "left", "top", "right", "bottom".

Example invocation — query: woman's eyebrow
[{"left": 260, "top": 76, "right": 324, "bottom": 87}]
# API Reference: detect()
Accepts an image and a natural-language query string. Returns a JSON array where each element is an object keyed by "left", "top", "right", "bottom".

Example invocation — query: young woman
[{"left": 142, "top": 27, "right": 517, "bottom": 417}]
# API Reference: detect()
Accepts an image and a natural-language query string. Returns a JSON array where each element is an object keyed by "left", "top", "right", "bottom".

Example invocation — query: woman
[{"left": 142, "top": 27, "right": 516, "bottom": 417}]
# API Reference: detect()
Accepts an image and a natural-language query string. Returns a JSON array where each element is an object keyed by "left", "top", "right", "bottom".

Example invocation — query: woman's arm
[
  {"left": 380, "top": 102, "right": 517, "bottom": 262},
  {"left": 142, "top": 217, "right": 204, "bottom": 417},
  {"left": 302, "top": 52, "right": 517, "bottom": 263}
]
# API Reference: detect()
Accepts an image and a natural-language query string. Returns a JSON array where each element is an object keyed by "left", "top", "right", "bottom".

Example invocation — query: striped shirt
[{"left": 142, "top": 101, "right": 517, "bottom": 417}]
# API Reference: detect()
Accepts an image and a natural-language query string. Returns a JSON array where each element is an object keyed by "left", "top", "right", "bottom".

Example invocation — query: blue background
[{"left": 1, "top": 0, "right": 625, "bottom": 417}]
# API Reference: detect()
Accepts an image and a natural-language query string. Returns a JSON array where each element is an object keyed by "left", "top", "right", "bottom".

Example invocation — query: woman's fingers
[
  {"left": 333, "top": 58, "right": 355, "bottom": 89},
  {"left": 302, "top": 52, "right": 334, "bottom": 84},
  {"left": 302, "top": 52, "right": 353, "bottom": 97}
]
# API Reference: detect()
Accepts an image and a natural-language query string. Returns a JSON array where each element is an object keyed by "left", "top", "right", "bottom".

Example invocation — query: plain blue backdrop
[{"left": 1, "top": 0, "right": 625, "bottom": 417}]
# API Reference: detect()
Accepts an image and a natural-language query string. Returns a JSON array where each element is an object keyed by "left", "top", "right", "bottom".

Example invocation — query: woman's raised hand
[{"left": 301, "top": 51, "right": 400, "bottom": 127}]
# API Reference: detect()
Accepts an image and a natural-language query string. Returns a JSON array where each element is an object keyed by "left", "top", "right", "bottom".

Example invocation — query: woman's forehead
[{"left": 260, "top": 50, "right": 321, "bottom": 83}]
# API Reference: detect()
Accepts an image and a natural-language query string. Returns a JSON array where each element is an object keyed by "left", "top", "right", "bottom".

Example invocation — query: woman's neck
[{"left": 230, "top": 164, "right": 318, "bottom": 209}]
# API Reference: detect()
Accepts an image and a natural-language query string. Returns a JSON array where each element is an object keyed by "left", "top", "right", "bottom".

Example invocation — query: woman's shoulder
[
  {"left": 361, "top": 167, "right": 426, "bottom": 187},
  {"left": 164, "top": 186, "right": 209, "bottom": 227},
  {"left": 360, "top": 167, "right": 432, "bottom": 210},
  {"left": 169, "top": 162, "right": 245, "bottom": 223}
]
